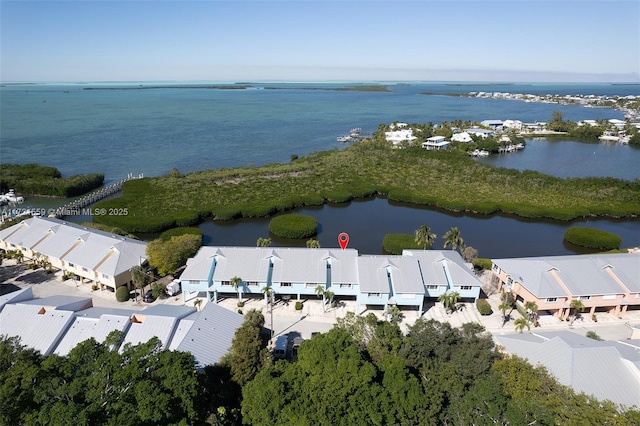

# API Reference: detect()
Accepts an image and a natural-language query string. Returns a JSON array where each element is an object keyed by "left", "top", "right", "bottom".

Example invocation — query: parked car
[{"left": 142, "top": 290, "right": 155, "bottom": 303}]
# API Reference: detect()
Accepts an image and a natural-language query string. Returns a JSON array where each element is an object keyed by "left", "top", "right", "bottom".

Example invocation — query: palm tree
[
  {"left": 256, "top": 237, "right": 271, "bottom": 247},
  {"left": 132, "top": 265, "right": 151, "bottom": 303},
  {"left": 193, "top": 298, "right": 202, "bottom": 311},
  {"left": 569, "top": 299, "right": 585, "bottom": 325},
  {"left": 524, "top": 301, "right": 538, "bottom": 322},
  {"left": 443, "top": 227, "right": 465, "bottom": 253},
  {"left": 315, "top": 284, "right": 326, "bottom": 311},
  {"left": 306, "top": 239, "right": 321, "bottom": 248},
  {"left": 438, "top": 291, "right": 460, "bottom": 314},
  {"left": 230, "top": 276, "right": 243, "bottom": 302},
  {"left": 514, "top": 317, "right": 531, "bottom": 333},
  {"left": 324, "top": 290, "right": 335, "bottom": 309},
  {"left": 415, "top": 225, "right": 437, "bottom": 250},
  {"left": 261, "top": 286, "right": 274, "bottom": 337},
  {"left": 498, "top": 300, "right": 511, "bottom": 327}
]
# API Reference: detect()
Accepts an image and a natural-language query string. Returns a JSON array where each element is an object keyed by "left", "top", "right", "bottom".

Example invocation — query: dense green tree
[
  {"left": 223, "top": 312, "right": 266, "bottom": 386},
  {"left": 151, "top": 282, "right": 166, "bottom": 299},
  {"left": 306, "top": 238, "right": 321, "bottom": 248},
  {"left": 131, "top": 265, "right": 151, "bottom": 301},
  {"left": 256, "top": 237, "right": 271, "bottom": 247},
  {"left": 146, "top": 233, "right": 202, "bottom": 276},
  {"left": 569, "top": 299, "right": 586, "bottom": 324},
  {"left": 414, "top": 224, "right": 437, "bottom": 250}
]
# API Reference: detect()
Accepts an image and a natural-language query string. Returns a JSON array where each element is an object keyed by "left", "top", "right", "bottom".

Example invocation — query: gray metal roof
[
  {"left": 495, "top": 331, "right": 640, "bottom": 408},
  {"left": 0, "top": 287, "right": 33, "bottom": 312},
  {"left": 493, "top": 253, "right": 640, "bottom": 298},
  {"left": 211, "top": 247, "right": 272, "bottom": 282},
  {"left": 387, "top": 257, "right": 425, "bottom": 294},
  {"left": 0, "top": 217, "right": 148, "bottom": 277},
  {"left": 180, "top": 246, "right": 217, "bottom": 281},
  {"left": 0, "top": 303, "right": 75, "bottom": 355},
  {"left": 19, "top": 295, "right": 93, "bottom": 311},
  {"left": 270, "top": 248, "right": 328, "bottom": 284},
  {"left": 176, "top": 302, "right": 245, "bottom": 367},
  {"left": 54, "top": 313, "right": 132, "bottom": 356},
  {"left": 357, "top": 257, "right": 391, "bottom": 293},
  {"left": 403, "top": 250, "right": 482, "bottom": 290},
  {"left": 122, "top": 305, "right": 196, "bottom": 348}
]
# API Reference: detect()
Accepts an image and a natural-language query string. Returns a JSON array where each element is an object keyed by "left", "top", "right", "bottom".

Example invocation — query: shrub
[
  {"left": 473, "top": 258, "right": 493, "bottom": 270},
  {"left": 476, "top": 299, "right": 493, "bottom": 315},
  {"left": 295, "top": 301, "right": 303, "bottom": 311},
  {"left": 382, "top": 233, "right": 420, "bottom": 255},
  {"left": 237, "top": 301, "right": 245, "bottom": 308},
  {"left": 269, "top": 214, "right": 318, "bottom": 239},
  {"left": 115, "top": 286, "right": 130, "bottom": 302},
  {"left": 159, "top": 227, "right": 203, "bottom": 241},
  {"left": 564, "top": 227, "right": 622, "bottom": 250}
]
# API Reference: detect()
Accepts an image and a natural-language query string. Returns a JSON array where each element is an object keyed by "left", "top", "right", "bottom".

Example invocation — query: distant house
[
  {"left": 465, "top": 128, "right": 494, "bottom": 139},
  {"left": 608, "top": 119, "right": 626, "bottom": 130},
  {"left": 0, "top": 217, "right": 148, "bottom": 290},
  {"left": 491, "top": 253, "right": 640, "bottom": 320},
  {"left": 494, "top": 331, "right": 640, "bottom": 409},
  {"left": 385, "top": 129, "right": 417, "bottom": 145},
  {"left": 422, "top": 136, "right": 450, "bottom": 150},
  {"left": 451, "top": 132, "right": 474, "bottom": 143},
  {"left": 502, "top": 119, "right": 523, "bottom": 131},
  {"left": 480, "top": 120, "right": 503, "bottom": 131}
]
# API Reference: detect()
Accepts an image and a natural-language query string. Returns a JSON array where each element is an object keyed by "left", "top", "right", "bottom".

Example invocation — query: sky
[{"left": 1, "top": 0, "right": 639, "bottom": 83}]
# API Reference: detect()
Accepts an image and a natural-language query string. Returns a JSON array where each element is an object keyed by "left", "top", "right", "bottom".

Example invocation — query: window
[
  {"left": 460, "top": 285, "right": 472, "bottom": 290},
  {"left": 427, "top": 285, "right": 439, "bottom": 290},
  {"left": 68, "top": 263, "right": 75, "bottom": 268},
  {"left": 368, "top": 293, "right": 381, "bottom": 298},
  {"left": 546, "top": 297, "right": 557, "bottom": 302},
  {"left": 579, "top": 296, "right": 590, "bottom": 301},
  {"left": 305, "top": 283, "right": 317, "bottom": 288},
  {"left": 82, "top": 267, "right": 88, "bottom": 272},
  {"left": 221, "top": 281, "right": 231, "bottom": 286},
  {"left": 102, "top": 273, "right": 109, "bottom": 279},
  {"left": 247, "top": 281, "right": 258, "bottom": 286},
  {"left": 281, "top": 282, "right": 292, "bottom": 287},
  {"left": 507, "top": 277, "right": 513, "bottom": 286},
  {"left": 492, "top": 264, "right": 500, "bottom": 273},
  {"left": 340, "top": 283, "right": 352, "bottom": 288}
]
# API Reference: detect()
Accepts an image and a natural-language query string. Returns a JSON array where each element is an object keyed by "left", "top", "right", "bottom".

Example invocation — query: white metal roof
[
  {"left": 495, "top": 331, "right": 640, "bottom": 408},
  {"left": 357, "top": 256, "right": 391, "bottom": 293}
]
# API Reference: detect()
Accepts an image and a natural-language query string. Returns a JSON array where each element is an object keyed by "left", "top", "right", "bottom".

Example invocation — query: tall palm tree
[
  {"left": 315, "top": 284, "right": 326, "bottom": 311},
  {"left": 569, "top": 299, "right": 585, "bottom": 325},
  {"left": 261, "top": 286, "right": 274, "bottom": 337},
  {"left": 438, "top": 291, "right": 460, "bottom": 314},
  {"left": 193, "top": 298, "right": 202, "bottom": 311},
  {"left": 415, "top": 225, "right": 437, "bottom": 250},
  {"left": 230, "top": 276, "right": 243, "bottom": 302},
  {"left": 443, "top": 227, "right": 465, "bottom": 253},
  {"left": 524, "top": 301, "right": 538, "bottom": 322},
  {"left": 498, "top": 301, "right": 511, "bottom": 327},
  {"left": 514, "top": 317, "right": 531, "bottom": 333}
]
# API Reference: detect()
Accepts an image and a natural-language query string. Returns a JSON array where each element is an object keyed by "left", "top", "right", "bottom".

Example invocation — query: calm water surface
[{"left": 199, "top": 198, "right": 640, "bottom": 258}]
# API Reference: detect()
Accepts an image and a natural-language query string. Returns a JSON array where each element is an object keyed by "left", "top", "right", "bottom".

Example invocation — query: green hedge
[
  {"left": 564, "top": 227, "right": 622, "bottom": 250},
  {"left": 382, "top": 234, "right": 420, "bottom": 255},
  {"left": 159, "top": 227, "right": 203, "bottom": 241},
  {"left": 269, "top": 214, "right": 318, "bottom": 239},
  {"left": 473, "top": 258, "right": 493, "bottom": 271},
  {"left": 115, "top": 286, "right": 130, "bottom": 302},
  {"left": 476, "top": 299, "right": 493, "bottom": 315}
]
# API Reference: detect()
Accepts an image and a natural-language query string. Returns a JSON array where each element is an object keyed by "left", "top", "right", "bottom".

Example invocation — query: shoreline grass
[{"left": 93, "top": 140, "right": 640, "bottom": 233}]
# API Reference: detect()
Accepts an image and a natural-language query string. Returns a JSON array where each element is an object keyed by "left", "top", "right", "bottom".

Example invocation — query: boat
[
  {"left": 0, "top": 189, "right": 24, "bottom": 204},
  {"left": 337, "top": 128, "right": 363, "bottom": 143},
  {"left": 469, "top": 149, "right": 490, "bottom": 157}
]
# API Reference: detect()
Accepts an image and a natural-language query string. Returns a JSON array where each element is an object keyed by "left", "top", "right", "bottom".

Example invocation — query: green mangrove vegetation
[
  {"left": 92, "top": 139, "right": 640, "bottom": 233},
  {"left": 0, "top": 163, "right": 104, "bottom": 197},
  {"left": 268, "top": 214, "right": 318, "bottom": 239},
  {"left": 382, "top": 233, "right": 420, "bottom": 255},
  {"left": 564, "top": 227, "right": 622, "bottom": 250}
]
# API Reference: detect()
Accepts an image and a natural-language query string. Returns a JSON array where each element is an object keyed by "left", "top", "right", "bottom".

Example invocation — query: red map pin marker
[{"left": 338, "top": 232, "right": 349, "bottom": 250}]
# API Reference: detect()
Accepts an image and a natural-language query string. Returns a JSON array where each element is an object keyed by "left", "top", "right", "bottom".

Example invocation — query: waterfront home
[
  {"left": 385, "top": 128, "right": 417, "bottom": 145},
  {"left": 422, "top": 136, "right": 450, "bottom": 150},
  {"left": 491, "top": 253, "right": 640, "bottom": 320},
  {"left": 465, "top": 128, "right": 494, "bottom": 139},
  {"left": 494, "top": 331, "right": 640, "bottom": 409},
  {"left": 480, "top": 120, "right": 503, "bottom": 131},
  {"left": 0, "top": 217, "right": 148, "bottom": 291},
  {"left": 502, "top": 119, "right": 523, "bottom": 131},
  {"left": 179, "top": 247, "right": 482, "bottom": 315},
  {"left": 608, "top": 119, "right": 626, "bottom": 130},
  {"left": 451, "top": 131, "right": 474, "bottom": 143}
]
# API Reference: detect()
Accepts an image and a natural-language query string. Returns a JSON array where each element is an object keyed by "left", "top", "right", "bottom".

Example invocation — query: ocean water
[{"left": 1, "top": 82, "right": 637, "bottom": 183}]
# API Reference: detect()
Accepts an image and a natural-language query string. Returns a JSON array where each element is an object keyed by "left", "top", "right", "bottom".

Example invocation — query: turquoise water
[{"left": 1, "top": 82, "right": 636, "bottom": 183}]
